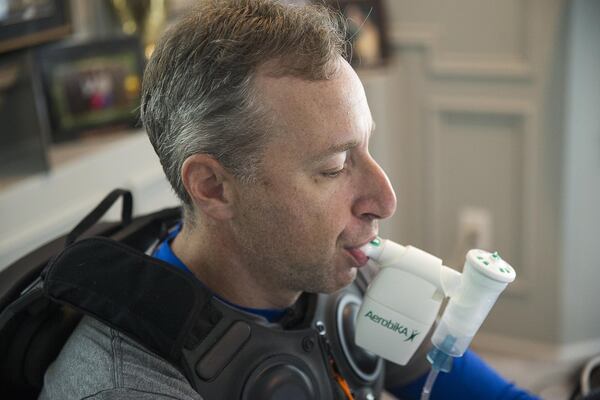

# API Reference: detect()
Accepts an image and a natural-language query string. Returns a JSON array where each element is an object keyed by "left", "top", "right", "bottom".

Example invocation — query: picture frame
[
  {"left": 0, "top": 0, "right": 71, "bottom": 54},
  {"left": 36, "top": 36, "right": 145, "bottom": 142},
  {"left": 332, "top": 0, "right": 391, "bottom": 68}
]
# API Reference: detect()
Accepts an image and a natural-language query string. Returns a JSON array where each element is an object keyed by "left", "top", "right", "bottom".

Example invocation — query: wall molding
[
  {"left": 390, "top": 12, "right": 532, "bottom": 80},
  {"left": 425, "top": 97, "right": 539, "bottom": 297}
]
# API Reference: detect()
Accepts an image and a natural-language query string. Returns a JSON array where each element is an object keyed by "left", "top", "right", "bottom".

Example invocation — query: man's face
[{"left": 230, "top": 60, "right": 397, "bottom": 296}]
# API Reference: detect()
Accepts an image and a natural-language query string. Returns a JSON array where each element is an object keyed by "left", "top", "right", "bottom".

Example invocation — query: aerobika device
[{"left": 354, "top": 238, "right": 516, "bottom": 399}]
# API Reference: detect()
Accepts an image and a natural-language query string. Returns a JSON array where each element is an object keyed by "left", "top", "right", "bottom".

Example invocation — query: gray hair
[{"left": 140, "top": 0, "right": 348, "bottom": 217}]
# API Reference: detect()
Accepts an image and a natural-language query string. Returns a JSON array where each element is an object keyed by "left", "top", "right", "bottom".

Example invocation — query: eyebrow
[{"left": 310, "top": 122, "right": 376, "bottom": 164}]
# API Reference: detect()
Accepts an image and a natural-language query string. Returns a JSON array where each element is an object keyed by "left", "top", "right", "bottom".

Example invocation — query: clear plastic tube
[
  {"left": 420, "top": 336, "right": 456, "bottom": 399},
  {"left": 420, "top": 367, "right": 439, "bottom": 400}
]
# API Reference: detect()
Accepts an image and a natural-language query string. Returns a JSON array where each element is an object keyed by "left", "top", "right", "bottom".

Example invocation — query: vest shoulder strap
[{"left": 43, "top": 237, "right": 221, "bottom": 367}]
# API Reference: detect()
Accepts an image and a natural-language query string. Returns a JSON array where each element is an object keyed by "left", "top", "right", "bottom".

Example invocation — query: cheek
[
  {"left": 288, "top": 186, "right": 353, "bottom": 243},
  {"left": 254, "top": 176, "right": 355, "bottom": 245}
]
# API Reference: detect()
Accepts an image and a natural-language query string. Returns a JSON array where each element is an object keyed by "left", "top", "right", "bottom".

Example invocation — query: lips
[
  {"left": 345, "top": 247, "right": 369, "bottom": 267},
  {"left": 343, "top": 234, "right": 377, "bottom": 267}
]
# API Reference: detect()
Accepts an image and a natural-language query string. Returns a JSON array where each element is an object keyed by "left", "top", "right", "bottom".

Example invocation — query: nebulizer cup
[
  {"left": 354, "top": 238, "right": 515, "bottom": 400},
  {"left": 431, "top": 249, "right": 514, "bottom": 358}
]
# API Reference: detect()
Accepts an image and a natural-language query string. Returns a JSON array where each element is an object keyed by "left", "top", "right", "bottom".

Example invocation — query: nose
[{"left": 352, "top": 154, "right": 397, "bottom": 221}]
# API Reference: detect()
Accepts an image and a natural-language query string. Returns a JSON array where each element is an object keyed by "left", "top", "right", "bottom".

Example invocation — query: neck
[{"left": 171, "top": 223, "right": 300, "bottom": 309}]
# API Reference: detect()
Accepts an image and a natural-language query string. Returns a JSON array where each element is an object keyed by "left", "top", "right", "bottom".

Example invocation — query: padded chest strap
[{"left": 42, "top": 237, "right": 221, "bottom": 367}]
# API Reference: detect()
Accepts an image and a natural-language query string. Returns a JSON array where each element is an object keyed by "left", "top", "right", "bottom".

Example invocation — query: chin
[
  {"left": 310, "top": 272, "right": 355, "bottom": 294},
  {"left": 331, "top": 267, "right": 357, "bottom": 292},
  {"left": 304, "top": 258, "right": 357, "bottom": 293}
]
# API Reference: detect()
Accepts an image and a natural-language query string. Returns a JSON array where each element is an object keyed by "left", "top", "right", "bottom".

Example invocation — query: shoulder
[{"left": 39, "top": 316, "right": 202, "bottom": 400}]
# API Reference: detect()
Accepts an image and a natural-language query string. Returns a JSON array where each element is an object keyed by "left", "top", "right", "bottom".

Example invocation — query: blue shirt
[
  {"left": 390, "top": 350, "right": 539, "bottom": 400},
  {"left": 153, "top": 224, "right": 539, "bottom": 400},
  {"left": 153, "top": 224, "right": 286, "bottom": 322}
]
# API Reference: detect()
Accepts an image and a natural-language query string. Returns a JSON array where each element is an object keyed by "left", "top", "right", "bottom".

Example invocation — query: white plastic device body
[{"left": 354, "top": 238, "right": 515, "bottom": 366}]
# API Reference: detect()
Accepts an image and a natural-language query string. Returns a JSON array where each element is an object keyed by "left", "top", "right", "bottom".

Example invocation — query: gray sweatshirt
[{"left": 39, "top": 316, "right": 202, "bottom": 400}]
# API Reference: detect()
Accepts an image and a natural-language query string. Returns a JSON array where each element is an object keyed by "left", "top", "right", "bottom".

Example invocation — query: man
[{"left": 40, "top": 1, "right": 538, "bottom": 399}]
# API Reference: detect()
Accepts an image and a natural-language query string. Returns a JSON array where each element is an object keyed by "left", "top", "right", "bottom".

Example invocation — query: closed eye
[{"left": 321, "top": 167, "right": 346, "bottom": 178}]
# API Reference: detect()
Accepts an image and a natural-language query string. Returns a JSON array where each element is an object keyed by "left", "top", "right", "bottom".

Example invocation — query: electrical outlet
[{"left": 457, "top": 207, "right": 493, "bottom": 251}]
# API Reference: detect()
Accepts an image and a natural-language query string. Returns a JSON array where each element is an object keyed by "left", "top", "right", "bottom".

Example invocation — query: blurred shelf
[{"left": 0, "top": 129, "right": 143, "bottom": 192}]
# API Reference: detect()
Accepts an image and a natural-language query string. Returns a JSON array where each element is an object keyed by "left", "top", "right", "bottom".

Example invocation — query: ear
[{"left": 181, "top": 154, "right": 236, "bottom": 220}]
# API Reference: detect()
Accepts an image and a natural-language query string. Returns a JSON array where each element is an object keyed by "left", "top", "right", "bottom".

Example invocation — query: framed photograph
[
  {"left": 331, "top": 0, "right": 390, "bottom": 68},
  {"left": 0, "top": 0, "right": 70, "bottom": 54},
  {"left": 36, "top": 36, "right": 145, "bottom": 142}
]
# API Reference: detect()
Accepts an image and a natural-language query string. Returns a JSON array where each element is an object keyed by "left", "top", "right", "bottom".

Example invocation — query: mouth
[{"left": 344, "top": 237, "right": 377, "bottom": 267}]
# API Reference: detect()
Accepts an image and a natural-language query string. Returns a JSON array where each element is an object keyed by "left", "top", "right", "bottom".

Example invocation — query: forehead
[{"left": 254, "top": 61, "right": 372, "bottom": 152}]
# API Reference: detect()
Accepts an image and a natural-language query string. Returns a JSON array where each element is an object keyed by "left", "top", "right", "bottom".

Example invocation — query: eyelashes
[{"left": 321, "top": 167, "right": 346, "bottom": 178}]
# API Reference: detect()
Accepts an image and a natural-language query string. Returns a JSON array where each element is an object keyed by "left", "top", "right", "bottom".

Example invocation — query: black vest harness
[{"left": 41, "top": 231, "right": 385, "bottom": 399}]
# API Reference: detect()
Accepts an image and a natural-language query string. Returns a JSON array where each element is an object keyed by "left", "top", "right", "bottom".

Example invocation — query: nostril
[{"left": 362, "top": 213, "right": 378, "bottom": 221}]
